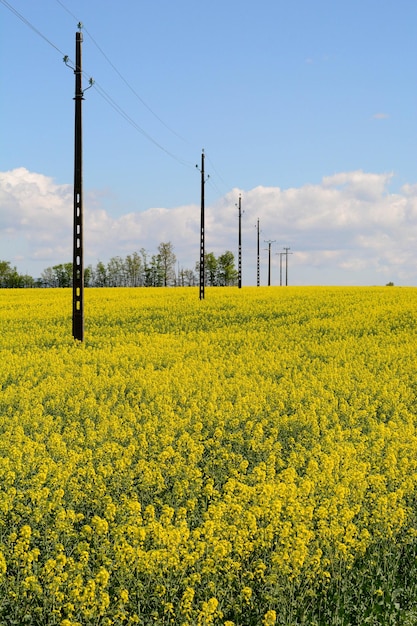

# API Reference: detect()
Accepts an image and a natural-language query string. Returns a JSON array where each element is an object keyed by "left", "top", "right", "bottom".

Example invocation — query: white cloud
[
  {"left": 1, "top": 167, "right": 417, "bottom": 285},
  {"left": 0, "top": 168, "right": 72, "bottom": 232}
]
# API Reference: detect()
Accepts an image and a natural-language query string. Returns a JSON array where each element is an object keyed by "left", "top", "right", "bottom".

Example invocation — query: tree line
[
  {"left": 0, "top": 261, "right": 36, "bottom": 288},
  {"left": 0, "top": 243, "right": 238, "bottom": 288}
]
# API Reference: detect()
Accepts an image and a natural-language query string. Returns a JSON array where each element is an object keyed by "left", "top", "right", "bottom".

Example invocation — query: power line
[
  {"left": 1, "top": 0, "right": 195, "bottom": 168},
  {"left": 54, "top": 0, "right": 78, "bottom": 22},
  {"left": 92, "top": 80, "right": 194, "bottom": 168},
  {"left": 53, "top": 0, "right": 196, "bottom": 166},
  {"left": 2, "top": 0, "right": 237, "bottom": 190},
  {"left": 0, "top": 0, "right": 69, "bottom": 58},
  {"left": 204, "top": 153, "right": 237, "bottom": 201},
  {"left": 206, "top": 176, "right": 225, "bottom": 198},
  {"left": 205, "top": 154, "right": 229, "bottom": 189},
  {"left": 55, "top": 0, "right": 238, "bottom": 197},
  {"left": 87, "top": 31, "right": 188, "bottom": 144},
  {"left": 54, "top": 0, "right": 189, "bottom": 144}
]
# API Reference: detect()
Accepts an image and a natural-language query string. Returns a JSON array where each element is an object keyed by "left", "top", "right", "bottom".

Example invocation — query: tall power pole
[
  {"left": 256, "top": 219, "right": 260, "bottom": 287},
  {"left": 198, "top": 150, "right": 205, "bottom": 300},
  {"left": 237, "top": 194, "right": 242, "bottom": 288},
  {"left": 264, "top": 240, "right": 276, "bottom": 286},
  {"left": 72, "top": 29, "right": 84, "bottom": 341}
]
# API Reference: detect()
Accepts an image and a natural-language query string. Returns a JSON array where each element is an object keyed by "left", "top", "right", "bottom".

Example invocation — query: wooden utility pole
[
  {"left": 199, "top": 150, "right": 205, "bottom": 300},
  {"left": 72, "top": 29, "right": 84, "bottom": 341}
]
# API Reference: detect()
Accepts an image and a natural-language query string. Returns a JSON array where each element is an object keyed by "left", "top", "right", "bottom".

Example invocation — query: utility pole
[
  {"left": 256, "top": 218, "right": 260, "bottom": 287},
  {"left": 196, "top": 150, "right": 207, "bottom": 300},
  {"left": 72, "top": 29, "right": 84, "bottom": 341},
  {"left": 264, "top": 240, "right": 276, "bottom": 286},
  {"left": 283, "top": 247, "right": 292, "bottom": 286},
  {"left": 236, "top": 194, "right": 242, "bottom": 288},
  {"left": 279, "top": 252, "right": 285, "bottom": 286}
]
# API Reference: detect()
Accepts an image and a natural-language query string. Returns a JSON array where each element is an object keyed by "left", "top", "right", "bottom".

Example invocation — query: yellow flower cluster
[{"left": 1, "top": 286, "right": 417, "bottom": 624}]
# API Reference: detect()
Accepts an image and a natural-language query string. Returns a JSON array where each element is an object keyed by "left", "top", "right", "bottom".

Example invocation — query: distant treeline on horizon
[{"left": 0, "top": 243, "right": 238, "bottom": 288}]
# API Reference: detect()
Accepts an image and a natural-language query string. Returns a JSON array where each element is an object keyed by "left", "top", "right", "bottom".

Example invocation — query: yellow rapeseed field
[{"left": 1, "top": 286, "right": 417, "bottom": 625}]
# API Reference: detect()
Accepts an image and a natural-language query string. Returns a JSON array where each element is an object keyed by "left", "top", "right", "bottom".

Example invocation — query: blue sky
[{"left": 1, "top": 0, "right": 416, "bottom": 285}]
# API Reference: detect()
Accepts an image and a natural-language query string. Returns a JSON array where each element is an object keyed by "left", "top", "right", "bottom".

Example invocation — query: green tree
[
  {"left": 84, "top": 266, "right": 92, "bottom": 287},
  {"left": 40, "top": 266, "right": 57, "bottom": 287},
  {"left": 184, "top": 269, "right": 196, "bottom": 286},
  {"left": 147, "top": 254, "right": 164, "bottom": 287},
  {"left": 40, "top": 263, "right": 72, "bottom": 287},
  {"left": 217, "top": 251, "right": 238, "bottom": 286},
  {"left": 95, "top": 261, "right": 108, "bottom": 287},
  {"left": 205, "top": 252, "right": 218, "bottom": 286},
  {"left": 158, "top": 242, "right": 177, "bottom": 286},
  {"left": 0, "top": 261, "right": 30, "bottom": 288},
  {"left": 107, "top": 256, "right": 126, "bottom": 287},
  {"left": 53, "top": 263, "right": 72, "bottom": 287},
  {"left": 125, "top": 252, "right": 143, "bottom": 287},
  {"left": 179, "top": 268, "right": 196, "bottom": 287}
]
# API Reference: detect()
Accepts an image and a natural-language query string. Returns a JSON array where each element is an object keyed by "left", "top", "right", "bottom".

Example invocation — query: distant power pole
[
  {"left": 279, "top": 252, "right": 285, "bottom": 286},
  {"left": 256, "top": 218, "right": 260, "bottom": 287},
  {"left": 283, "top": 247, "right": 292, "bottom": 286},
  {"left": 237, "top": 194, "right": 242, "bottom": 288},
  {"left": 72, "top": 29, "right": 84, "bottom": 341},
  {"left": 264, "top": 240, "right": 276, "bottom": 286},
  {"left": 197, "top": 150, "right": 207, "bottom": 300}
]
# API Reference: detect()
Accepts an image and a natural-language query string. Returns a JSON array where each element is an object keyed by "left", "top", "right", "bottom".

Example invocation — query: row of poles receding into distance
[
  {"left": 71, "top": 31, "right": 291, "bottom": 341},
  {"left": 198, "top": 151, "right": 292, "bottom": 300}
]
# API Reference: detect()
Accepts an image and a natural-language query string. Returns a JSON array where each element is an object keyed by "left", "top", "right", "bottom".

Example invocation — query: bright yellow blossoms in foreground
[{"left": 1, "top": 286, "right": 417, "bottom": 625}]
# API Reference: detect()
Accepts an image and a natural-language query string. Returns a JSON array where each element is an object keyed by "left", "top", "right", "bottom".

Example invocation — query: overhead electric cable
[
  {"left": 1, "top": 0, "right": 227, "bottom": 183},
  {"left": 0, "top": 0, "right": 69, "bottom": 58},
  {"left": 1, "top": 0, "right": 194, "bottom": 167},
  {"left": 93, "top": 81, "right": 194, "bottom": 168},
  {"left": 54, "top": 0, "right": 78, "bottom": 22},
  {"left": 207, "top": 177, "right": 225, "bottom": 198},
  {"left": 205, "top": 153, "right": 231, "bottom": 194},
  {"left": 54, "top": 0, "right": 189, "bottom": 143},
  {"left": 204, "top": 153, "right": 236, "bottom": 200}
]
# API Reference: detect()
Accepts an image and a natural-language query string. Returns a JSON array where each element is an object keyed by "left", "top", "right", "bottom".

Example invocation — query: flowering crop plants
[{"left": 1, "top": 286, "right": 417, "bottom": 625}]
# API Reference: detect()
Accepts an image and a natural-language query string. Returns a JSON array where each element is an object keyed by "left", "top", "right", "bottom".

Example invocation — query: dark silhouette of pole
[
  {"left": 237, "top": 194, "right": 242, "bottom": 288},
  {"left": 264, "top": 240, "right": 276, "bottom": 286},
  {"left": 198, "top": 150, "right": 206, "bottom": 300},
  {"left": 256, "top": 219, "right": 260, "bottom": 287},
  {"left": 72, "top": 30, "right": 84, "bottom": 341}
]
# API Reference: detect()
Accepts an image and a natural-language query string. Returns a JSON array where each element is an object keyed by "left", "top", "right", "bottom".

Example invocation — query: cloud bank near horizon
[{"left": 1, "top": 167, "right": 417, "bottom": 286}]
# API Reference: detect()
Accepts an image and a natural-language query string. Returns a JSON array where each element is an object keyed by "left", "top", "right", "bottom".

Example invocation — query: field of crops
[{"left": 1, "top": 286, "right": 417, "bottom": 625}]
